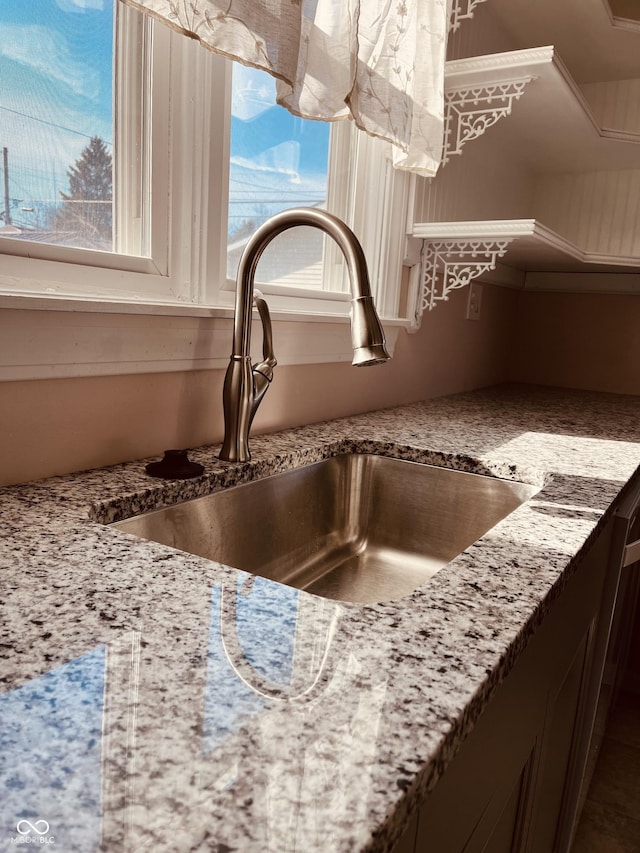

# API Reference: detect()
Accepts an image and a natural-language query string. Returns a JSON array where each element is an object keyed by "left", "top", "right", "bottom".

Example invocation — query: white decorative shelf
[
  {"left": 442, "top": 80, "right": 531, "bottom": 166},
  {"left": 423, "top": 0, "right": 640, "bottom": 306},
  {"left": 413, "top": 220, "right": 640, "bottom": 309},
  {"left": 418, "top": 44, "right": 640, "bottom": 307},
  {"left": 420, "top": 239, "right": 510, "bottom": 311},
  {"left": 449, "top": 0, "right": 489, "bottom": 33},
  {"left": 484, "top": 0, "right": 640, "bottom": 85},
  {"left": 442, "top": 46, "right": 640, "bottom": 170}
]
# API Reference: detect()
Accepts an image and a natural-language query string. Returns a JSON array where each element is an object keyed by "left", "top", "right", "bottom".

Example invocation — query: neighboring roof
[
  {"left": 227, "top": 203, "right": 328, "bottom": 287},
  {"left": 0, "top": 227, "right": 112, "bottom": 252}
]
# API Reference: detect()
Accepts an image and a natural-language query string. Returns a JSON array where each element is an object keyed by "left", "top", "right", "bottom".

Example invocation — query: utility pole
[{"left": 2, "top": 147, "right": 10, "bottom": 226}]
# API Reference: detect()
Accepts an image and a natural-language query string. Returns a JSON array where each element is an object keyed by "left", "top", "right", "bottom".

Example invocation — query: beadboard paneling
[
  {"left": 414, "top": 131, "right": 537, "bottom": 225},
  {"left": 533, "top": 170, "right": 640, "bottom": 257},
  {"left": 580, "top": 79, "right": 640, "bottom": 134},
  {"left": 447, "top": 3, "right": 514, "bottom": 61}
]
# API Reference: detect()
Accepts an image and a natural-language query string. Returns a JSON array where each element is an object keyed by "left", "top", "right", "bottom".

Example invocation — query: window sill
[{"left": 0, "top": 294, "right": 403, "bottom": 381}]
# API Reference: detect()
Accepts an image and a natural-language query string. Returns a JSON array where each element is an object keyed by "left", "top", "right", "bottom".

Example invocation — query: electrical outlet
[{"left": 466, "top": 282, "right": 482, "bottom": 321}]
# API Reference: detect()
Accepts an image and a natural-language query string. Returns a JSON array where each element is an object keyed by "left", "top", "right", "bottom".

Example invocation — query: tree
[{"left": 52, "top": 136, "right": 113, "bottom": 246}]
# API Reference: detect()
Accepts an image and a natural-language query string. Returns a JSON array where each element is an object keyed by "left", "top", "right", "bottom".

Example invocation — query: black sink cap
[{"left": 145, "top": 449, "right": 204, "bottom": 480}]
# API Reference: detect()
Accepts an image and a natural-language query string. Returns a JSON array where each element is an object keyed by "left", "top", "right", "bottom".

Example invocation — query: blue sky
[
  {"left": 0, "top": 0, "right": 114, "bottom": 225},
  {"left": 229, "top": 64, "right": 330, "bottom": 234},
  {"left": 0, "top": 2, "right": 329, "bottom": 235}
]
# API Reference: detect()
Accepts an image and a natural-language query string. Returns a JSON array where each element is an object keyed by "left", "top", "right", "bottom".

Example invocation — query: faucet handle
[
  {"left": 248, "top": 292, "right": 277, "bottom": 430},
  {"left": 253, "top": 290, "right": 277, "bottom": 379}
]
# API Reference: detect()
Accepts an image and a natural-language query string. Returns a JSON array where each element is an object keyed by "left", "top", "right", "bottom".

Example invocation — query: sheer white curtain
[{"left": 118, "top": 0, "right": 450, "bottom": 177}]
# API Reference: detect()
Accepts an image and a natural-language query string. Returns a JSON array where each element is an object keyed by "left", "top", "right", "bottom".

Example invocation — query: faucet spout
[{"left": 219, "top": 207, "right": 390, "bottom": 463}]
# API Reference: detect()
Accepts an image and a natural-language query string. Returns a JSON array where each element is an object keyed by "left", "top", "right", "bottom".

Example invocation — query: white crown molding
[
  {"left": 445, "top": 46, "right": 556, "bottom": 81},
  {"left": 415, "top": 219, "right": 640, "bottom": 267},
  {"left": 413, "top": 220, "right": 539, "bottom": 240}
]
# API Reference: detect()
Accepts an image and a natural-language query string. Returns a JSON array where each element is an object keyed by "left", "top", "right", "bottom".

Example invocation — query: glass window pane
[
  {"left": 0, "top": 0, "right": 115, "bottom": 251},
  {"left": 227, "top": 64, "right": 331, "bottom": 289}
]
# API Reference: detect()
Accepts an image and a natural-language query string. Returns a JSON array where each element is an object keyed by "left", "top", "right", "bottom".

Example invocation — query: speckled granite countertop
[{"left": 1, "top": 384, "right": 639, "bottom": 852}]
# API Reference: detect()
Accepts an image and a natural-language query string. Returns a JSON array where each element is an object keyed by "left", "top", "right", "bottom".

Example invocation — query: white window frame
[{"left": 0, "top": 9, "right": 412, "bottom": 382}]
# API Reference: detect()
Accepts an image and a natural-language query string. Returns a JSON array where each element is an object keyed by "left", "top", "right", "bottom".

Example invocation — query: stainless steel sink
[{"left": 113, "top": 454, "right": 538, "bottom": 603}]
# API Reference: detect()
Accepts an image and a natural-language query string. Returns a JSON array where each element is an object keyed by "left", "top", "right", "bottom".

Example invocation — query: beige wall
[
  {"left": 0, "top": 284, "right": 518, "bottom": 487},
  {"left": 514, "top": 291, "right": 640, "bottom": 396},
  {"left": 3, "top": 286, "right": 638, "bottom": 488}
]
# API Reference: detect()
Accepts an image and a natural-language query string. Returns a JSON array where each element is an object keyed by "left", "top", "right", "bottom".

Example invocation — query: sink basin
[{"left": 113, "top": 453, "right": 538, "bottom": 603}]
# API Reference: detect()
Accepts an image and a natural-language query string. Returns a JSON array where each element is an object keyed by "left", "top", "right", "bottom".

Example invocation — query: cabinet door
[
  {"left": 414, "top": 658, "right": 545, "bottom": 853},
  {"left": 466, "top": 748, "right": 536, "bottom": 853},
  {"left": 477, "top": 756, "right": 534, "bottom": 853},
  {"left": 525, "top": 630, "right": 591, "bottom": 853},
  {"left": 393, "top": 811, "right": 418, "bottom": 853},
  {"left": 411, "top": 517, "right": 613, "bottom": 853},
  {"left": 523, "top": 519, "right": 614, "bottom": 852}
]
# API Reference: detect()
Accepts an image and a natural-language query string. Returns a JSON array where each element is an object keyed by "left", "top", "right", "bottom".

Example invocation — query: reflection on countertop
[
  {"left": 1, "top": 384, "right": 639, "bottom": 851},
  {"left": 1, "top": 571, "right": 388, "bottom": 851}
]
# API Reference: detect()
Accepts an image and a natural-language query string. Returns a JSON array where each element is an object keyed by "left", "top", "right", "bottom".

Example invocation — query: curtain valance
[{"left": 119, "top": 0, "right": 449, "bottom": 177}]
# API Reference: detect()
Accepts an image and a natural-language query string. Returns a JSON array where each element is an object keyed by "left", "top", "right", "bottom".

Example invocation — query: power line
[
  {"left": 0, "top": 104, "right": 112, "bottom": 146},
  {"left": 229, "top": 198, "right": 324, "bottom": 205}
]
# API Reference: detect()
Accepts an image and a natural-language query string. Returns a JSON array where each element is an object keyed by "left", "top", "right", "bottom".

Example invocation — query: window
[
  {"left": 227, "top": 64, "right": 331, "bottom": 291},
  {"left": 0, "top": 2, "right": 116, "bottom": 251},
  {"left": 0, "top": 1, "right": 164, "bottom": 296},
  {"left": 0, "top": 1, "right": 155, "bottom": 260},
  {"left": 0, "top": 5, "right": 413, "bottom": 380},
  {"left": 223, "top": 63, "right": 415, "bottom": 323}
]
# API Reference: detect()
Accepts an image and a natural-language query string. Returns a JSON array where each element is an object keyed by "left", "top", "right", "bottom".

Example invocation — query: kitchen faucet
[{"left": 219, "top": 207, "right": 391, "bottom": 463}]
